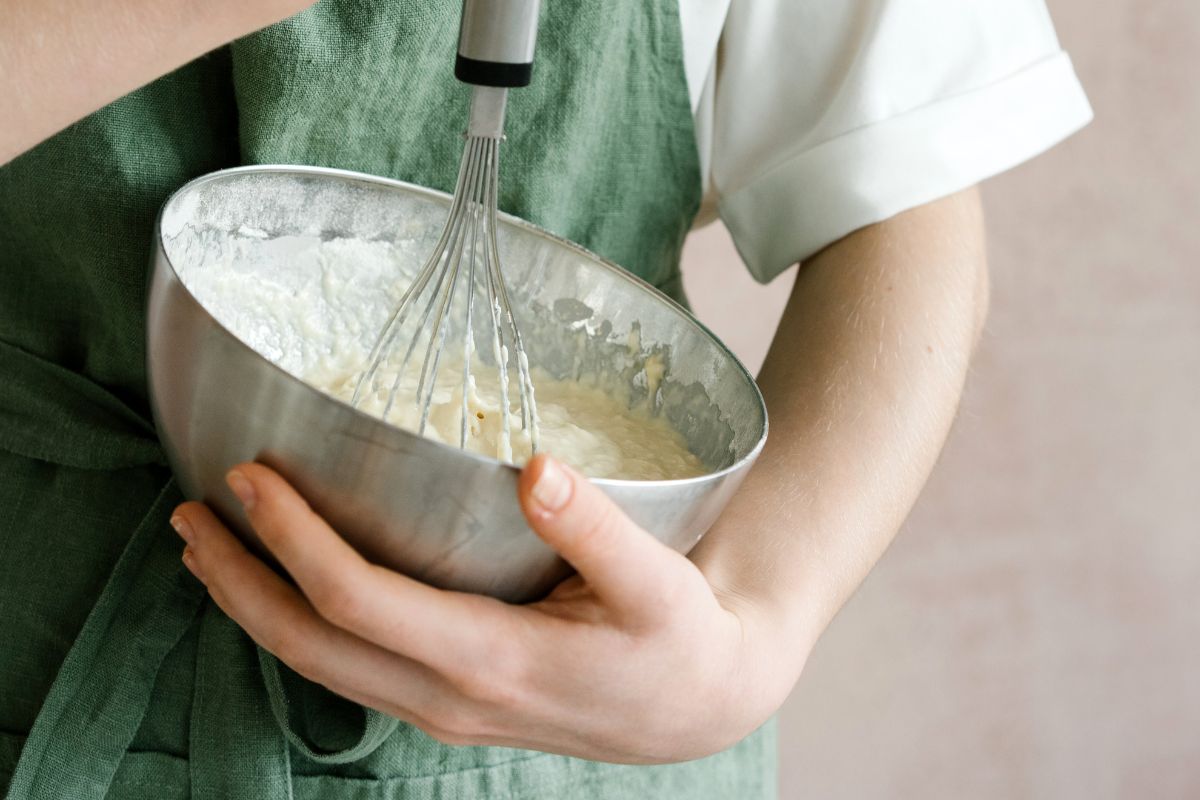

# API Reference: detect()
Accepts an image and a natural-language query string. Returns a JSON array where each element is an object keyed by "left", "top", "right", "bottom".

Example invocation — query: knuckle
[
  {"left": 574, "top": 502, "right": 623, "bottom": 552},
  {"left": 244, "top": 477, "right": 309, "bottom": 537},
  {"left": 448, "top": 642, "right": 530, "bottom": 710},
  {"left": 425, "top": 727, "right": 473, "bottom": 747},
  {"left": 262, "top": 626, "right": 318, "bottom": 676},
  {"left": 258, "top": 623, "right": 297, "bottom": 658},
  {"left": 458, "top": 668, "right": 524, "bottom": 710},
  {"left": 266, "top": 500, "right": 307, "bottom": 535},
  {"left": 446, "top": 659, "right": 496, "bottom": 702},
  {"left": 242, "top": 463, "right": 284, "bottom": 493},
  {"left": 623, "top": 568, "right": 697, "bottom": 633},
  {"left": 423, "top": 707, "right": 481, "bottom": 746},
  {"left": 245, "top": 499, "right": 287, "bottom": 543},
  {"left": 649, "top": 566, "right": 693, "bottom": 610},
  {"left": 309, "top": 582, "right": 367, "bottom": 629}
]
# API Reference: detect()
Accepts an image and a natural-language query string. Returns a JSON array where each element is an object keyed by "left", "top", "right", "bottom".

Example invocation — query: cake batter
[{"left": 178, "top": 232, "right": 706, "bottom": 481}]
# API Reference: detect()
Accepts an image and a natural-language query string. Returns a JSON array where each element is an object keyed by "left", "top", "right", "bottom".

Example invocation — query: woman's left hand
[{"left": 169, "top": 457, "right": 805, "bottom": 764}]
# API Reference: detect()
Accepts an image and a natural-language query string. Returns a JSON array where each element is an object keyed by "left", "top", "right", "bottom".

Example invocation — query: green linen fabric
[{"left": 0, "top": 0, "right": 775, "bottom": 797}]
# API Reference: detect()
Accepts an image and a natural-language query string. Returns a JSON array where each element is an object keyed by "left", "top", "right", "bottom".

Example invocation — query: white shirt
[{"left": 678, "top": 0, "right": 1093, "bottom": 282}]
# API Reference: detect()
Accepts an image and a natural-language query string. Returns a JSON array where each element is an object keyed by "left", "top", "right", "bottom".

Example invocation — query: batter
[
  {"left": 177, "top": 231, "right": 707, "bottom": 481},
  {"left": 325, "top": 356, "right": 704, "bottom": 480}
]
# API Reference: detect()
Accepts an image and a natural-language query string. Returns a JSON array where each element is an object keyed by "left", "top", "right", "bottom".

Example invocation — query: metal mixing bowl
[{"left": 147, "top": 165, "right": 767, "bottom": 602}]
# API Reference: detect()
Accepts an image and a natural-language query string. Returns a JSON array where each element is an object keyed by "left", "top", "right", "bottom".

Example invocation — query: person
[{"left": 0, "top": 0, "right": 1091, "bottom": 797}]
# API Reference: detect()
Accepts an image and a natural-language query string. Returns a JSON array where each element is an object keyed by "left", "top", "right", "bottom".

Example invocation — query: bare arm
[
  {"left": 692, "top": 187, "right": 989, "bottom": 686},
  {"left": 0, "top": 0, "right": 313, "bottom": 165}
]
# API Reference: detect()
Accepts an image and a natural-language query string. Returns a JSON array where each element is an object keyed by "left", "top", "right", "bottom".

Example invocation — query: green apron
[{"left": 0, "top": 1, "right": 777, "bottom": 797}]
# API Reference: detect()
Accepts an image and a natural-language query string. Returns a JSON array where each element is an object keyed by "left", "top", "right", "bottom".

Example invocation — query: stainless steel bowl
[{"left": 147, "top": 165, "right": 767, "bottom": 602}]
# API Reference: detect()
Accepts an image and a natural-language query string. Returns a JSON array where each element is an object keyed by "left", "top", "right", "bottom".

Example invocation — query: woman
[{"left": 0, "top": 0, "right": 1090, "bottom": 797}]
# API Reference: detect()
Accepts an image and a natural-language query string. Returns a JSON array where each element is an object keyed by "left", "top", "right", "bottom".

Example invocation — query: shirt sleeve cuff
[{"left": 717, "top": 51, "right": 1094, "bottom": 283}]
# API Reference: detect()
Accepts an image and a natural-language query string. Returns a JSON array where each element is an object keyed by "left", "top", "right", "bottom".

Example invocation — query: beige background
[{"left": 679, "top": 1, "right": 1200, "bottom": 797}]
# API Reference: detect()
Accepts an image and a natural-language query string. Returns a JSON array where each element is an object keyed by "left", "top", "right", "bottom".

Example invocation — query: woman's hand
[
  {"left": 169, "top": 458, "right": 806, "bottom": 764},
  {"left": 164, "top": 191, "right": 987, "bottom": 765}
]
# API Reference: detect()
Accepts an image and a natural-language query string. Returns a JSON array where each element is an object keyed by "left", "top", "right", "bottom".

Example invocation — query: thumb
[{"left": 518, "top": 454, "right": 678, "bottom": 614}]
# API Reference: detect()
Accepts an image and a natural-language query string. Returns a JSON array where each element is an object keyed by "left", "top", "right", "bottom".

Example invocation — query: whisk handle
[{"left": 456, "top": 0, "right": 541, "bottom": 88}]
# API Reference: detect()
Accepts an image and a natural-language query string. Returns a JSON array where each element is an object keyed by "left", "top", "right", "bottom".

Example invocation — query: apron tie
[
  {"left": 0, "top": 339, "right": 164, "bottom": 471},
  {"left": 4, "top": 479, "right": 204, "bottom": 799},
  {"left": 2, "top": 337, "right": 398, "bottom": 797},
  {"left": 190, "top": 603, "right": 296, "bottom": 800},
  {"left": 259, "top": 651, "right": 399, "bottom": 765},
  {"left": 188, "top": 606, "right": 401, "bottom": 798}
]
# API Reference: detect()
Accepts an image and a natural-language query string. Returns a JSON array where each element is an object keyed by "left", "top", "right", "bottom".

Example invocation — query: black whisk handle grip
[{"left": 456, "top": 0, "right": 541, "bottom": 88}]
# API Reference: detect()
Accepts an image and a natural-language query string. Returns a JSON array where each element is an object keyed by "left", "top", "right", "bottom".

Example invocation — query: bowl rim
[{"left": 152, "top": 164, "right": 768, "bottom": 489}]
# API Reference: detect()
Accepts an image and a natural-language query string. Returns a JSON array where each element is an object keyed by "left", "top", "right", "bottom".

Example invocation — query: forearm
[
  {"left": 0, "top": 0, "right": 312, "bottom": 165},
  {"left": 692, "top": 188, "right": 989, "bottom": 670}
]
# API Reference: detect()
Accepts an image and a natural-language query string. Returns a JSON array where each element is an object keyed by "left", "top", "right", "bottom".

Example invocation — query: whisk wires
[{"left": 352, "top": 88, "right": 538, "bottom": 457}]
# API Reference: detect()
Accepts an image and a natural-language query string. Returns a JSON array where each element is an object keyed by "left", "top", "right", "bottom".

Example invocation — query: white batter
[
  {"left": 177, "top": 231, "right": 706, "bottom": 481},
  {"left": 325, "top": 358, "right": 703, "bottom": 481}
]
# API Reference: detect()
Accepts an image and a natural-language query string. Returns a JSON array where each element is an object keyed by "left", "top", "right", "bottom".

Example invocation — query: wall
[{"left": 679, "top": 2, "right": 1200, "bottom": 796}]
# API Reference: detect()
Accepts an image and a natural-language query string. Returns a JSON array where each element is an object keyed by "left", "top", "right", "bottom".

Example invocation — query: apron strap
[
  {"left": 190, "top": 603, "right": 296, "bottom": 800},
  {"left": 1, "top": 477, "right": 338, "bottom": 799},
  {"left": 1, "top": 339, "right": 394, "bottom": 794},
  {"left": 4, "top": 479, "right": 204, "bottom": 800},
  {"left": 0, "top": 338, "right": 164, "bottom": 470},
  {"left": 258, "top": 651, "right": 400, "bottom": 764}
]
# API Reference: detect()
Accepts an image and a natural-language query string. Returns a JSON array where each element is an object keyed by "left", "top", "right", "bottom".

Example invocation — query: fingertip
[
  {"left": 516, "top": 457, "right": 668, "bottom": 612},
  {"left": 233, "top": 462, "right": 313, "bottom": 514},
  {"left": 235, "top": 461, "right": 279, "bottom": 483},
  {"left": 225, "top": 466, "right": 257, "bottom": 510},
  {"left": 173, "top": 500, "right": 206, "bottom": 518},
  {"left": 519, "top": 453, "right": 550, "bottom": 492},
  {"left": 519, "top": 453, "right": 579, "bottom": 531},
  {"left": 179, "top": 502, "right": 246, "bottom": 553},
  {"left": 169, "top": 510, "right": 194, "bottom": 545},
  {"left": 181, "top": 546, "right": 205, "bottom": 582},
  {"left": 170, "top": 501, "right": 220, "bottom": 543},
  {"left": 173, "top": 503, "right": 250, "bottom": 587},
  {"left": 517, "top": 454, "right": 547, "bottom": 516}
]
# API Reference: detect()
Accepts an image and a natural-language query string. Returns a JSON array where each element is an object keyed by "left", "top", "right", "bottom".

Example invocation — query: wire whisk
[{"left": 351, "top": 86, "right": 538, "bottom": 460}]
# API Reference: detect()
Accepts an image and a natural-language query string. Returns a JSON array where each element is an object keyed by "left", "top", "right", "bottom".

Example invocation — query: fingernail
[
  {"left": 531, "top": 457, "right": 572, "bottom": 513},
  {"left": 182, "top": 547, "right": 205, "bottom": 582},
  {"left": 170, "top": 515, "right": 193, "bottom": 544},
  {"left": 226, "top": 469, "right": 256, "bottom": 510}
]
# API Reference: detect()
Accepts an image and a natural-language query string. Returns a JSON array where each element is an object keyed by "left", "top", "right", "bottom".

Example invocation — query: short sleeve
[{"left": 699, "top": 0, "right": 1094, "bottom": 282}]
